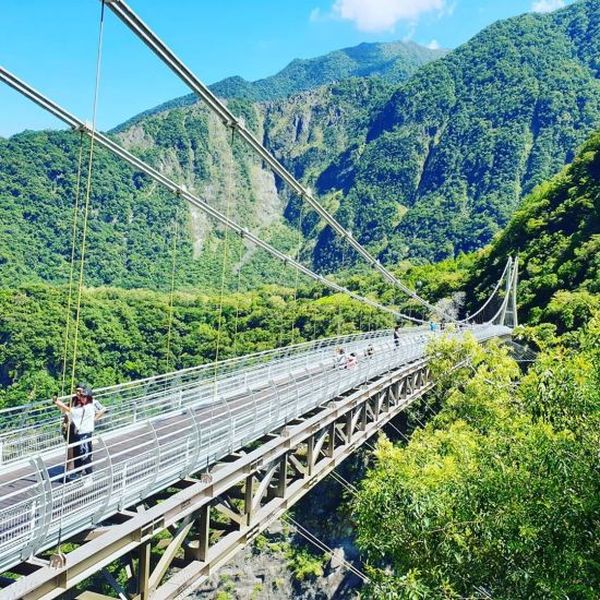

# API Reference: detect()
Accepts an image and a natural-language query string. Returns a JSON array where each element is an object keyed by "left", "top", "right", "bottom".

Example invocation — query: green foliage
[
  {"left": 353, "top": 324, "right": 600, "bottom": 599},
  {"left": 286, "top": 547, "right": 325, "bottom": 582},
  {"left": 0, "top": 281, "right": 392, "bottom": 408},
  {"left": 325, "top": 0, "right": 600, "bottom": 264},
  {"left": 4, "top": 3, "right": 599, "bottom": 287},
  {"left": 115, "top": 40, "right": 445, "bottom": 133},
  {"left": 470, "top": 129, "right": 600, "bottom": 330}
]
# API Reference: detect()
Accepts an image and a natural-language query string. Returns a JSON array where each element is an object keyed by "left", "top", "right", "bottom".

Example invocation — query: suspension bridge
[{"left": 0, "top": 2, "right": 519, "bottom": 599}]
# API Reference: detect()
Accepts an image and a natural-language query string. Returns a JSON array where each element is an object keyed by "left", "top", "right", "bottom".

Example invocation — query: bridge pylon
[{"left": 499, "top": 256, "right": 519, "bottom": 329}]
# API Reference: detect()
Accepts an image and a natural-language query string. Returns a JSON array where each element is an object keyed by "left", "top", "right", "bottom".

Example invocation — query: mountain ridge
[{"left": 112, "top": 39, "right": 446, "bottom": 134}]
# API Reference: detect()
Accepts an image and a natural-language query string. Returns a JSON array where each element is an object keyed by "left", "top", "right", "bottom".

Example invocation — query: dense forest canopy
[
  {"left": 469, "top": 129, "right": 600, "bottom": 333},
  {"left": 354, "top": 324, "right": 599, "bottom": 599},
  {"left": 320, "top": 0, "right": 600, "bottom": 265}
]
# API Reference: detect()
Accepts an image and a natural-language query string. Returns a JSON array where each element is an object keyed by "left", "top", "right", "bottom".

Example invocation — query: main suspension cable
[
  {"left": 0, "top": 66, "right": 421, "bottom": 324},
  {"left": 101, "top": 0, "right": 458, "bottom": 324}
]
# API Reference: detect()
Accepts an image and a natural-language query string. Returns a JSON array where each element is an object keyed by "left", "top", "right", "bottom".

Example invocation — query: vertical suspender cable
[
  {"left": 57, "top": 0, "right": 106, "bottom": 557},
  {"left": 165, "top": 210, "right": 180, "bottom": 372},
  {"left": 289, "top": 204, "right": 304, "bottom": 346},
  {"left": 68, "top": 0, "right": 106, "bottom": 393},
  {"left": 336, "top": 237, "right": 348, "bottom": 337},
  {"left": 213, "top": 126, "right": 235, "bottom": 374},
  {"left": 59, "top": 131, "right": 85, "bottom": 397},
  {"left": 231, "top": 242, "right": 244, "bottom": 356},
  {"left": 208, "top": 126, "right": 235, "bottom": 466}
]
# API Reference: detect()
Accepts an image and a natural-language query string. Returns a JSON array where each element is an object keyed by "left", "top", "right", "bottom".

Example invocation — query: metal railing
[
  {"left": 0, "top": 324, "right": 509, "bottom": 573},
  {"left": 0, "top": 327, "right": 427, "bottom": 466}
]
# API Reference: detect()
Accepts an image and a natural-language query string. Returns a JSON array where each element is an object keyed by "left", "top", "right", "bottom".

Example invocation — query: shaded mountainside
[
  {"left": 114, "top": 40, "right": 445, "bottom": 132},
  {"left": 314, "top": 0, "right": 600, "bottom": 265}
]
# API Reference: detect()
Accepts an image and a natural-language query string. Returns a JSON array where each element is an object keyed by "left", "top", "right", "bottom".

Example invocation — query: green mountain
[
  {"left": 315, "top": 0, "right": 600, "bottom": 265},
  {"left": 469, "top": 128, "right": 600, "bottom": 332},
  {"left": 210, "top": 41, "right": 447, "bottom": 101},
  {"left": 1, "top": 1, "right": 599, "bottom": 291},
  {"left": 114, "top": 40, "right": 445, "bottom": 133}
]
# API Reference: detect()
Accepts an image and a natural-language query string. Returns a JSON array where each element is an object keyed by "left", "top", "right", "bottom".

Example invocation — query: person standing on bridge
[
  {"left": 54, "top": 389, "right": 105, "bottom": 479},
  {"left": 345, "top": 352, "right": 358, "bottom": 369},
  {"left": 393, "top": 325, "right": 402, "bottom": 349},
  {"left": 60, "top": 385, "right": 85, "bottom": 473},
  {"left": 334, "top": 347, "right": 346, "bottom": 369}
]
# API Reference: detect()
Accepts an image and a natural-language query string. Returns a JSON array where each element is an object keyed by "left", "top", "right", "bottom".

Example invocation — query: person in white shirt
[{"left": 55, "top": 390, "right": 105, "bottom": 478}]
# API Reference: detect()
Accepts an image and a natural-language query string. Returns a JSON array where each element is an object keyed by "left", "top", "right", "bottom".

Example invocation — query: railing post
[
  {"left": 26, "top": 456, "right": 52, "bottom": 560},
  {"left": 92, "top": 436, "right": 113, "bottom": 524}
]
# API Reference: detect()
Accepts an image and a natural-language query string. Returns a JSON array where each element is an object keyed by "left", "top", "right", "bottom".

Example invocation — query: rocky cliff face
[
  {"left": 191, "top": 451, "right": 370, "bottom": 600},
  {"left": 114, "top": 1, "right": 600, "bottom": 276}
]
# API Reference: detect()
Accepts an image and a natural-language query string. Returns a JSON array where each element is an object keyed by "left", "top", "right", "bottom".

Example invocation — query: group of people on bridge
[{"left": 334, "top": 341, "right": 376, "bottom": 370}]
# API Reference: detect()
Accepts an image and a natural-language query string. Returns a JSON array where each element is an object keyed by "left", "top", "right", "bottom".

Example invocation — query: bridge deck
[{"left": 0, "top": 325, "right": 509, "bottom": 575}]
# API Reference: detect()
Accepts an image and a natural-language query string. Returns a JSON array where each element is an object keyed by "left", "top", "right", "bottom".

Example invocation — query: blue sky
[{"left": 0, "top": 0, "right": 573, "bottom": 137}]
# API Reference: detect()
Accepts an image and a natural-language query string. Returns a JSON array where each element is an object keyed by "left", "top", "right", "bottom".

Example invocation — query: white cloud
[
  {"left": 531, "top": 0, "right": 565, "bottom": 13},
  {"left": 332, "top": 0, "right": 447, "bottom": 33},
  {"left": 427, "top": 39, "right": 441, "bottom": 49}
]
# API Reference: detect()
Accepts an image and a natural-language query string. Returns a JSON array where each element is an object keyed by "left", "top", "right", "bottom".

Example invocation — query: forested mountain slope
[
  {"left": 349, "top": 130, "right": 600, "bottom": 600},
  {"left": 469, "top": 128, "right": 599, "bottom": 331},
  {"left": 0, "top": 77, "right": 395, "bottom": 290},
  {"left": 211, "top": 40, "right": 446, "bottom": 101},
  {"left": 2, "top": 1, "right": 599, "bottom": 289},
  {"left": 316, "top": 0, "right": 600, "bottom": 265}
]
